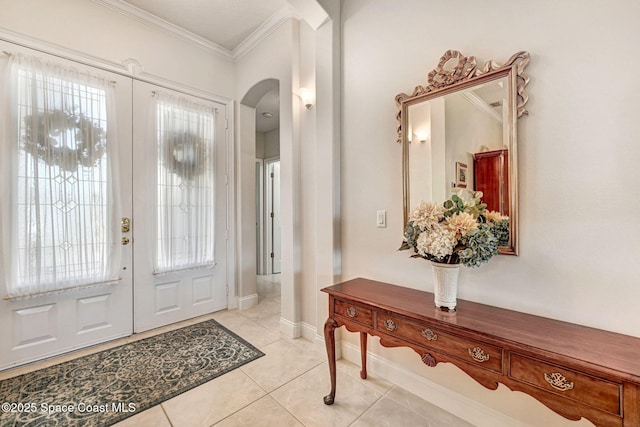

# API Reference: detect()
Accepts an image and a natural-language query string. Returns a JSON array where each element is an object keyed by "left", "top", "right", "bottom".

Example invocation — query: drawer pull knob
[
  {"left": 384, "top": 319, "right": 397, "bottom": 331},
  {"left": 346, "top": 307, "right": 358, "bottom": 318},
  {"left": 468, "top": 346, "right": 490, "bottom": 362},
  {"left": 544, "top": 372, "right": 574, "bottom": 392},
  {"left": 421, "top": 328, "right": 438, "bottom": 341}
]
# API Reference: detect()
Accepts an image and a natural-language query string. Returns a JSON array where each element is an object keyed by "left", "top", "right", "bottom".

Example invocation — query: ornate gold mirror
[{"left": 396, "top": 50, "right": 529, "bottom": 255}]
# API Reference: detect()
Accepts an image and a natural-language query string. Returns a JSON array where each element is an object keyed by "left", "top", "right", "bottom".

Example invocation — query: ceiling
[
  {"left": 116, "top": 0, "right": 283, "bottom": 132},
  {"left": 119, "top": 0, "right": 289, "bottom": 51},
  {"left": 255, "top": 90, "right": 280, "bottom": 133}
]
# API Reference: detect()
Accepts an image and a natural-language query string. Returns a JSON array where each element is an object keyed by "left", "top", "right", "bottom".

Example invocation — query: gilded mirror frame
[{"left": 396, "top": 50, "right": 530, "bottom": 255}]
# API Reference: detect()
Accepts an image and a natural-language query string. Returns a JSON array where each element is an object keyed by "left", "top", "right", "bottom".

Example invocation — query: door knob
[{"left": 121, "top": 217, "right": 131, "bottom": 233}]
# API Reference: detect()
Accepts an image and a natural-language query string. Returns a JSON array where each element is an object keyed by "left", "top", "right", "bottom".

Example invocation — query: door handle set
[{"left": 122, "top": 217, "right": 131, "bottom": 245}]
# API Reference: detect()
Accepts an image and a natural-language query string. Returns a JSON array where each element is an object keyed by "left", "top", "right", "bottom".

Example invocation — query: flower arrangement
[{"left": 400, "top": 190, "right": 509, "bottom": 267}]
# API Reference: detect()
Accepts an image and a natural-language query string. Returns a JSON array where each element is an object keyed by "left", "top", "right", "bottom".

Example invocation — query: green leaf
[{"left": 398, "top": 241, "right": 411, "bottom": 251}]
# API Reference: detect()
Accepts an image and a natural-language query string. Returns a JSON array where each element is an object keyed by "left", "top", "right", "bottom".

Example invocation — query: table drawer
[
  {"left": 376, "top": 314, "right": 502, "bottom": 373},
  {"left": 333, "top": 299, "right": 374, "bottom": 327},
  {"left": 509, "top": 353, "right": 621, "bottom": 415}
]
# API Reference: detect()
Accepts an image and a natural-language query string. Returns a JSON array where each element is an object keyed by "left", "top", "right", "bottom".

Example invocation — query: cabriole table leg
[
  {"left": 323, "top": 317, "right": 338, "bottom": 405},
  {"left": 360, "top": 332, "right": 368, "bottom": 379}
]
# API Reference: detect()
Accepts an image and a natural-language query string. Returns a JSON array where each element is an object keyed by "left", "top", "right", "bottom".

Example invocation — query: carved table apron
[{"left": 321, "top": 278, "right": 640, "bottom": 427}]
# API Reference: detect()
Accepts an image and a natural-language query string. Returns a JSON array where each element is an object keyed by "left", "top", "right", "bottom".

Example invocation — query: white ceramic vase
[{"left": 430, "top": 261, "right": 461, "bottom": 311}]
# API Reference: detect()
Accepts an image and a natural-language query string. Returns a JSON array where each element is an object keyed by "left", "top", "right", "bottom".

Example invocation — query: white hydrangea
[
  {"left": 408, "top": 201, "right": 444, "bottom": 231},
  {"left": 415, "top": 223, "right": 457, "bottom": 260}
]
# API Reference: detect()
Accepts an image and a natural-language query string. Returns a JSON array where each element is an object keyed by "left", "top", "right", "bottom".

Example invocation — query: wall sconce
[
  {"left": 413, "top": 131, "right": 428, "bottom": 143},
  {"left": 299, "top": 88, "right": 313, "bottom": 109}
]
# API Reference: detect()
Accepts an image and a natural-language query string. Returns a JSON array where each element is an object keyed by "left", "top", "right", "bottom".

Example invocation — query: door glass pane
[
  {"left": 154, "top": 96, "right": 216, "bottom": 274},
  {"left": 8, "top": 56, "right": 120, "bottom": 297}
]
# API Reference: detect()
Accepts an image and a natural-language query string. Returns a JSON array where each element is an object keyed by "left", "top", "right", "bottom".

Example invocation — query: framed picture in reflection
[{"left": 456, "top": 162, "right": 468, "bottom": 188}]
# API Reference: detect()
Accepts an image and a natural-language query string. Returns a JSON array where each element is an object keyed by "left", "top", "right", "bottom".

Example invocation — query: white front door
[
  {"left": 131, "top": 81, "right": 228, "bottom": 332},
  {"left": 0, "top": 43, "right": 230, "bottom": 370},
  {"left": 0, "top": 43, "right": 133, "bottom": 370}
]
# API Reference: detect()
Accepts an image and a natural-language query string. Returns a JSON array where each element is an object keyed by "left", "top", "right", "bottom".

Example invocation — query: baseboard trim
[
  {"left": 279, "top": 317, "right": 301, "bottom": 339},
  {"left": 340, "top": 341, "right": 528, "bottom": 427},
  {"left": 300, "top": 321, "right": 317, "bottom": 342},
  {"left": 237, "top": 293, "right": 259, "bottom": 310}
]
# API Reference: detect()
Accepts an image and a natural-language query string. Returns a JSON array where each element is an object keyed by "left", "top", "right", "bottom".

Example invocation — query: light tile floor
[{"left": 3, "top": 274, "right": 473, "bottom": 427}]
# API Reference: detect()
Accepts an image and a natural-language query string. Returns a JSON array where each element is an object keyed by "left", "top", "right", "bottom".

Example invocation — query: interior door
[
  {"left": 256, "top": 159, "right": 264, "bottom": 274},
  {"left": 266, "top": 159, "right": 281, "bottom": 274},
  {"left": 132, "top": 81, "right": 228, "bottom": 332},
  {"left": 0, "top": 42, "right": 133, "bottom": 370}
]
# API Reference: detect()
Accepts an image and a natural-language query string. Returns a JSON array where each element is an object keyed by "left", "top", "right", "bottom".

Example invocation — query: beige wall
[{"left": 340, "top": 0, "right": 640, "bottom": 425}]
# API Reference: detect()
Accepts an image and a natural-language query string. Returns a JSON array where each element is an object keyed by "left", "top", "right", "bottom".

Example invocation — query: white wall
[
  {"left": 341, "top": 0, "right": 640, "bottom": 425},
  {"left": 263, "top": 129, "right": 281, "bottom": 159},
  {"left": 255, "top": 130, "right": 281, "bottom": 159},
  {"left": 445, "top": 93, "right": 503, "bottom": 193},
  {"left": 0, "top": 0, "right": 234, "bottom": 97},
  {"left": 234, "top": 3, "right": 339, "bottom": 341},
  {"left": 235, "top": 19, "right": 304, "bottom": 332}
]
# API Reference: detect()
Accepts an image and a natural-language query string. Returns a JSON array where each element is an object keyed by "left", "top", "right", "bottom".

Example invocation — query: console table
[{"left": 321, "top": 278, "right": 640, "bottom": 427}]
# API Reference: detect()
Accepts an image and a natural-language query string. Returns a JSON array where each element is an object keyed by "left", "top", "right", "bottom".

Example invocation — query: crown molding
[
  {"left": 0, "top": 28, "right": 232, "bottom": 107},
  {"left": 91, "top": 0, "right": 234, "bottom": 60},
  {"left": 462, "top": 91, "right": 503, "bottom": 123},
  {"left": 232, "top": 4, "right": 301, "bottom": 61},
  {"left": 0, "top": 28, "right": 128, "bottom": 74}
]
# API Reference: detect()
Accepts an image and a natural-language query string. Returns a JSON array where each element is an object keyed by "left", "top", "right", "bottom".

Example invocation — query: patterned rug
[{"left": 0, "top": 319, "right": 264, "bottom": 426}]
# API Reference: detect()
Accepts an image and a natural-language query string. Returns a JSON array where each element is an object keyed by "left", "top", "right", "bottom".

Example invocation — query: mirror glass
[{"left": 398, "top": 51, "right": 530, "bottom": 255}]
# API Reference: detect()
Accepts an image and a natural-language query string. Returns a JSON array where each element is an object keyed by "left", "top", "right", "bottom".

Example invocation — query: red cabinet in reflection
[{"left": 473, "top": 149, "right": 509, "bottom": 216}]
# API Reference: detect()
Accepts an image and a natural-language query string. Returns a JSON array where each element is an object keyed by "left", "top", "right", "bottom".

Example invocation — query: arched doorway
[{"left": 237, "top": 79, "right": 287, "bottom": 327}]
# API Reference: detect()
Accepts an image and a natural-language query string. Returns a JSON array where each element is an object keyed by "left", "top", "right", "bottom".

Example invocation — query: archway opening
[{"left": 239, "top": 79, "right": 282, "bottom": 316}]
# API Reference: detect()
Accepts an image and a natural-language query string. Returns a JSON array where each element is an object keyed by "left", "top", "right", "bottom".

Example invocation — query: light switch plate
[{"left": 376, "top": 210, "right": 386, "bottom": 228}]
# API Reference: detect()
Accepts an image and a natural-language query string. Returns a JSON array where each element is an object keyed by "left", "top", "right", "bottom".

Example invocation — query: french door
[
  {"left": 0, "top": 43, "right": 228, "bottom": 370},
  {"left": 131, "top": 81, "right": 228, "bottom": 332},
  {"left": 0, "top": 43, "right": 134, "bottom": 370}
]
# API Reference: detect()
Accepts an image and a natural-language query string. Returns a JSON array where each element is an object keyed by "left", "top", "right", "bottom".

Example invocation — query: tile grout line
[
  {"left": 210, "top": 344, "right": 323, "bottom": 426},
  {"left": 347, "top": 385, "right": 391, "bottom": 427},
  {"left": 160, "top": 403, "right": 175, "bottom": 427}
]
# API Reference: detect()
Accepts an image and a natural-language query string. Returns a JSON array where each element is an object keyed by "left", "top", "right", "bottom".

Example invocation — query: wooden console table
[{"left": 321, "top": 278, "right": 640, "bottom": 427}]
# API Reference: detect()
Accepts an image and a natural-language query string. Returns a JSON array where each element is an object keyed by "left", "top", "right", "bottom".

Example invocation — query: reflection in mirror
[
  {"left": 397, "top": 50, "right": 529, "bottom": 255},
  {"left": 408, "top": 77, "right": 508, "bottom": 212}
]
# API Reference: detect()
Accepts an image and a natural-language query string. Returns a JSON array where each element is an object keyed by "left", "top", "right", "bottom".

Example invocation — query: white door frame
[
  {"left": 255, "top": 159, "right": 265, "bottom": 275},
  {"left": 265, "top": 157, "right": 281, "bottom": 274}
]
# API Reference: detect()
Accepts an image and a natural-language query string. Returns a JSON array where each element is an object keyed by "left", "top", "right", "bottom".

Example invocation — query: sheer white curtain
[
  {"left": 1, "top": 53, "right": 121, "bottom": 299},
  {"left": 153, "top": 92, "right": 216, "bottom": 274}
]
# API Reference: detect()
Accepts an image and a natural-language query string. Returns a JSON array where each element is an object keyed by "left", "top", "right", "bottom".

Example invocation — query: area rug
[{"left": 0, "top": 319, "right": 264, "bottom": 426}]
